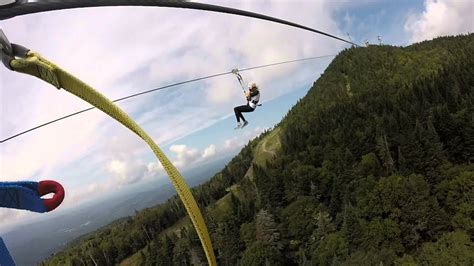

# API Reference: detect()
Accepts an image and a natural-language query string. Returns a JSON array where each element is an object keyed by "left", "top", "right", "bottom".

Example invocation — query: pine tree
[{"left": 255, "top": 209, "right": 280, "bottom": 248}]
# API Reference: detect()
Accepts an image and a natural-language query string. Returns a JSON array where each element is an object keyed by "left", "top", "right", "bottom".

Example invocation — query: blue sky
[
  {"left": 1, "top": 0, "right": 473, "bottom": 229},
  {"left": 333, "top": 0, "right": 425, "bottom": 45}
]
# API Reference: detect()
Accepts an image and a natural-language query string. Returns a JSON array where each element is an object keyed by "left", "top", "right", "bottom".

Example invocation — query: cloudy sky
[{"left": 0, "top": 0, "right": 473, "bottom": 230}]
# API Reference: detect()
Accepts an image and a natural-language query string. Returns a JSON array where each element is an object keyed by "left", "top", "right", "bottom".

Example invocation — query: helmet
[{"left": 248, "top": 82, "right": 257, "bottom": 90}]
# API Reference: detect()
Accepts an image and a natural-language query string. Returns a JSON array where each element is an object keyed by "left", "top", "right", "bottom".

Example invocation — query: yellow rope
[{"left": 10, "top": 52, "right": 216, "bottom": 265}]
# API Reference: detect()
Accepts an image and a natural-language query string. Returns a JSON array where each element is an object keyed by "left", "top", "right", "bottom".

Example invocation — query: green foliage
[
  {"left": 313, "top": 210, "right": 336, "bottom": 243},
  {"left": 311, "top": 233, "right": 348, "bottom": 266},
  {"left": 214, "top": 217, "right": 244, "bottom": 265},
  {"left": 240, "top": 221, "right": 256, "bottom": 247},
  {"left": 343, "top": 248, "right": 398, "bottom": 266},
  {"left": 254, "top": 164, "right": 284, "bottom": 209},
  {"left": 172, "top": 237, "right": 191, "bottom": 265},
  {"left": 418, "top": 231, "right": 474, "bottom": 265},
  {"left": 436, "top": 170, "right": 474, "bottom": 234},
  {"left": 394, "top": 255, "right": 418, "bottom": 266},
  {"left": 358, "top": 152, "right": 382, "bottom": 177},
  {"left": 255, "top": 209, "right": 280, "bottom": 247},
  {"left": 157, "top": 236, "right": 174, "bottom": 266},
  {"left": 282, "top": 196, "right": 318, "bottom": 242},
  {"left": 283, "top": 163, "right": 318, "bottom": 202},
  {"left": 240, "top": 241, "right": 284, "bottom": 266},
  {"left": 358, "top": 174, "right": 448, "bottom": 248}
]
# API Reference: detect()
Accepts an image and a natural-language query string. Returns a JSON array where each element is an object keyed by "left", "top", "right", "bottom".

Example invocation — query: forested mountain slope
[{"left": 44, "top": 34, "right": 474, "bottom": 265}]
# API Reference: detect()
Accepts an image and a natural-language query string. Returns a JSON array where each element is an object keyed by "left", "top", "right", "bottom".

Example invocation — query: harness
[{"left": 232, "top": 68, "right": 261, "bottom": 108}]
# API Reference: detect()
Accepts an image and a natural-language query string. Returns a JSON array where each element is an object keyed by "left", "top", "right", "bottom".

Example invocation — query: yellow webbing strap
[{"left": 10, "top": 52, "right": 216, "bottom": 265}]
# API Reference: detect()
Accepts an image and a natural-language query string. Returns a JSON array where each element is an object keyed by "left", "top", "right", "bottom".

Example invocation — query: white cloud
[
  {"left": 107, "top": 160, "right": 127, "bottom": 180},
  {"left": 405, "top": 0, "right": 474, "bottom": 43},
  {"left": 0, "top": 209, "right": 25, "bottom": 231},
  {"left": 224, "top": 126, "right": 268, "bottom": 150},
  {"left": 169, "top": 144, "right": 200, "bottom": 168},
  {"left": 147, "top": 161, "right": 164, "bottom": 174},
  {"left": 64, "top": 181, "right": 114, "bottom": 205},
  {"left": 202, "top": 144, "right": 217, "bottom": 159},
  {"left": 106, "top": 159, "right": 149, "bottom": 185},
  {"left": 170, "top": 127, "right": 268, "bottom": 168},
  {"left": 0, "top": 109, "right": 104, "bottom": 179}
]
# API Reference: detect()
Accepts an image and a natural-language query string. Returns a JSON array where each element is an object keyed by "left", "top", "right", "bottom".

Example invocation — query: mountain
[{"left": 43, "top": 34, "right": 474, "bottom": 265}]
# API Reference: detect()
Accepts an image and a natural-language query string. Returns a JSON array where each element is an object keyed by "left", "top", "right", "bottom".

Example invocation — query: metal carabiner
[
  {"left": 0, "top": 0, "right": 16, "bottom": 7},
  {"left": 0, "top": 28, "right": 29, "bottom": 70},
  {"left": 0, "top": 28, "right": 13, "bottom": 59}
]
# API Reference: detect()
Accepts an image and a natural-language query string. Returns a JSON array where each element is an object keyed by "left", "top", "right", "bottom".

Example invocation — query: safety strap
[
  {"left": 232, "top": 68, "right": 246, "bottom": 92},
  {"left": 9, "top": 52, "right": 216, "bottom": 265},
  {"left": 236, "top": 72, "right": 245, "bottom": 90},
  {"left": 232, "top": 68, "right": 262, "bottom": 107}
]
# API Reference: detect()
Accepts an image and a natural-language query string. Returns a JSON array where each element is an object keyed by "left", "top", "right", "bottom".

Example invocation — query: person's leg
[
  {"left": 234, "top": 106, "right": 241, "bottom": 122},
  {"left": 238, "top": 105, "right": 254, "bottom": 127},
  {"left": 239, "top": 105, "right": 255, "bottom": 118},
  {"left": 235, "top": 105, "right": 249, "bottom": 122}
]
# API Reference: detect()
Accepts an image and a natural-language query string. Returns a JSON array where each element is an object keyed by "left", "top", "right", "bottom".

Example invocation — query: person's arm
[{"left": 249, "top": 90, "right": 259, "bottom": 97}]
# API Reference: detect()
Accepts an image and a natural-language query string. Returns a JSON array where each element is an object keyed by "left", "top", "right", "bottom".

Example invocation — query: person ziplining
[{"left": 232, "top": 69, "right": 261, "bottom": 129}]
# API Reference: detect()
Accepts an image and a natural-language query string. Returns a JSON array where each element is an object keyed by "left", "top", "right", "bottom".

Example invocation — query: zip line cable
[
  {"left": 1, "top": 54, "right": 336, "bottom": 143},
  {"left": 0, "top": 0, "right": 359, "bottom": 47}
]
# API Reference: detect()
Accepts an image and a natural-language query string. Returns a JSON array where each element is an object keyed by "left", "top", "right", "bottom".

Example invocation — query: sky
[{"left": 0, "top": 0, "right": 473, "bottom": 230}]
